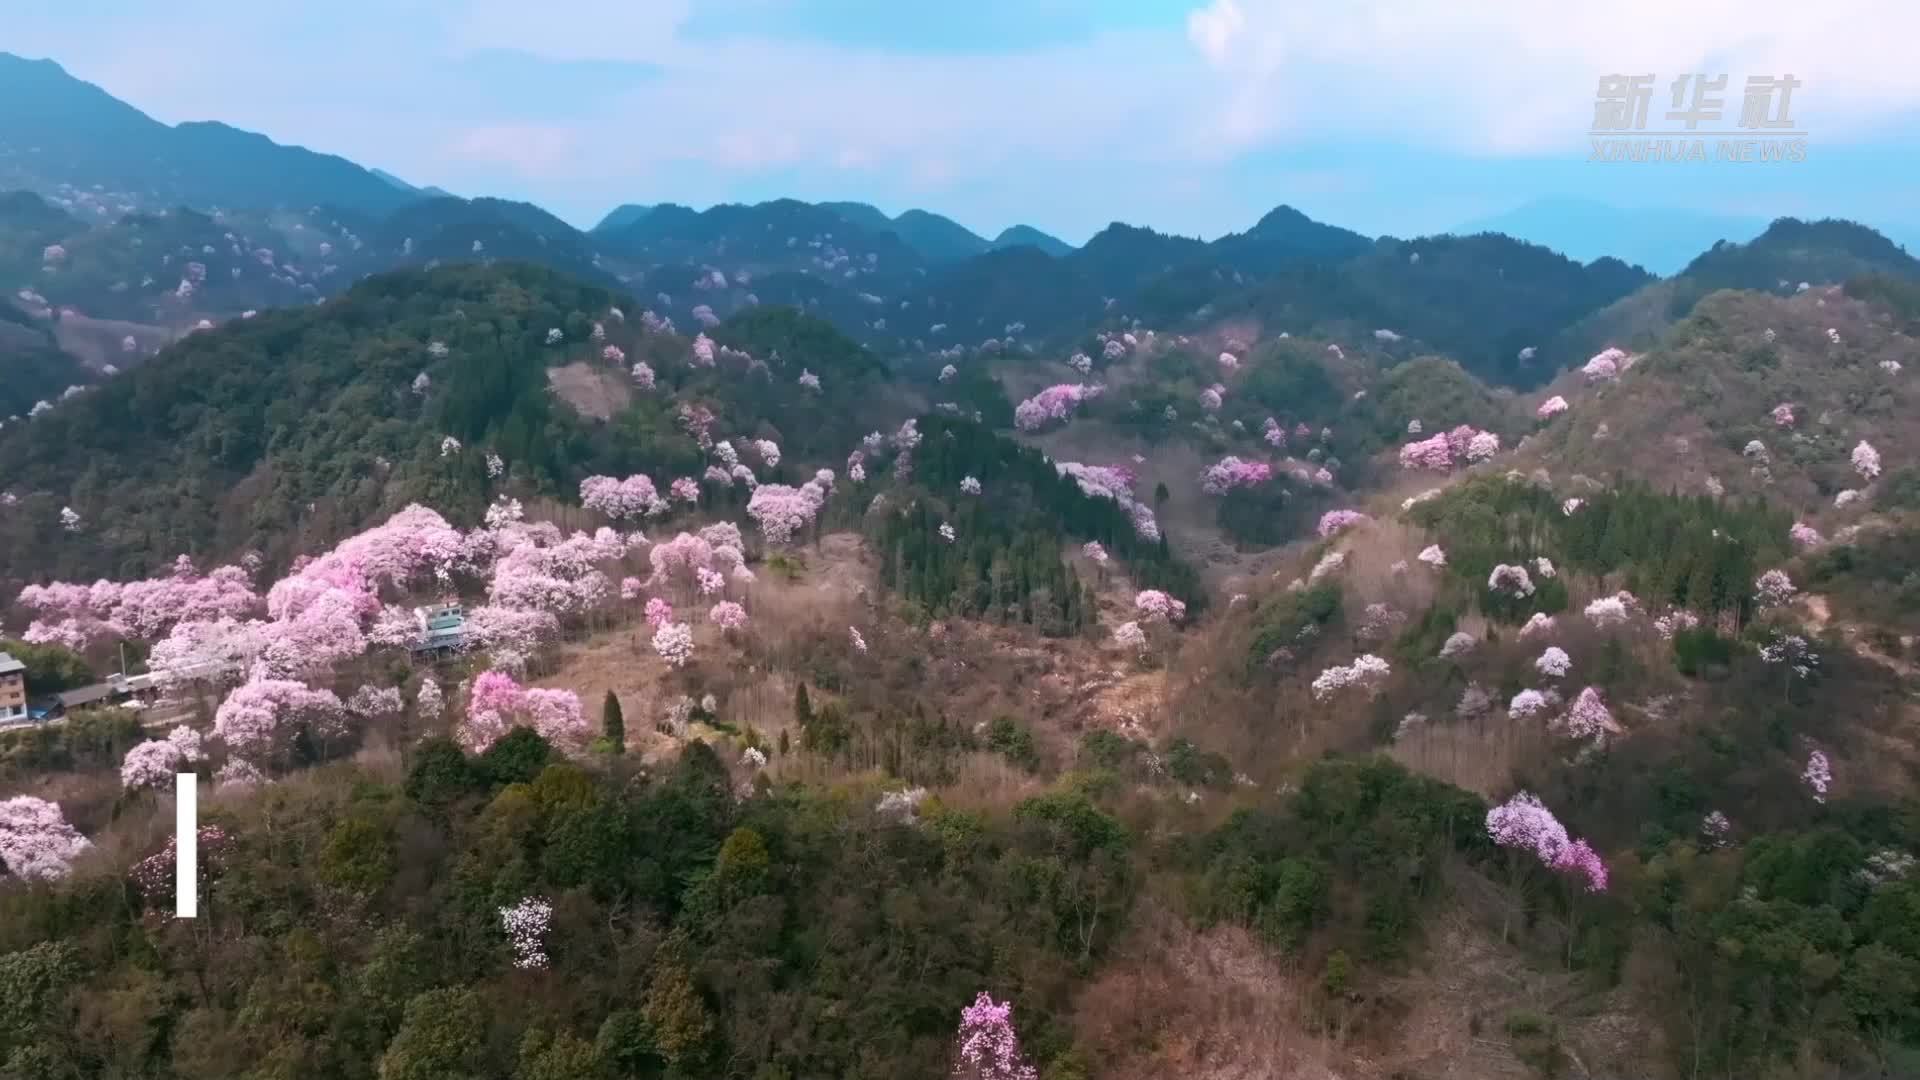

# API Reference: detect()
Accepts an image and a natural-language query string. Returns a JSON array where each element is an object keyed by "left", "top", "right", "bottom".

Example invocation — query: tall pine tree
[{"left": 602, "top": 689, "right": 625, "bottom": 754}]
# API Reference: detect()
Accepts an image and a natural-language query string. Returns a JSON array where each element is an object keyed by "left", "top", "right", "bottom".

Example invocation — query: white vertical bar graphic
[{"left": 175, "top": 773, "right": 197, "bottom": 918}]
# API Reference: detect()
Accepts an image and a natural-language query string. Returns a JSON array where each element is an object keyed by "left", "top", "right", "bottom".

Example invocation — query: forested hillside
[
  {"left": 0, "top": 262, "right": 900, "bottom": 584},
  {"left": 3, "top": 53, "right": 1920, "bottom": 1080}
]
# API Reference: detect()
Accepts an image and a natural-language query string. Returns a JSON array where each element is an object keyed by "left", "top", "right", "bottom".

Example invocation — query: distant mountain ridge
[
  {"left": 0, "top": 53, "right": 418, "bottom": 218},
  {"left": 594, "top": 199, "right": 1074, "bottom": 262}
]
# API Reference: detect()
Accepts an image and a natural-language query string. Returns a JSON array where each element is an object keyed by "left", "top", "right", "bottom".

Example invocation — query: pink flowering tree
[
  {"left": 500, "top": 897, "right": 554, "bottom": 969},
  {"left": 1559, "top": 686, "right": 1617, "bottom": 743},
  {"left": 1851, "top": 440, "right": 1882, "bottom": 481},
  {"left": 461, "top": 671, "right": 588, "bottom": 754},
  {"left": 0, "top": 796, "right": 93, "bottom": 881},
  {"left": 1311, "top": 655, "right": 1391, "bottom": 700},
  {"left": 1013, "top": 384, "right": 1101, "bottom": 432},
  {"left": 214, "top": 678, "right": 346, "bottom": 765},
  {"left": 1485, "top": 791, "right": 1608, "bottom": 945},
  {"left": 1317, "top": 509, "right": 1368, "bottom": 538},
  {"left": 953, "top": 992, "right": 1039, "bottom": 1080},
  {"left": 1133, "top": 590, "right": 1187, "bottom": 624},
  {"left": 1200, "top": 456, "right": 1273, "bottom": 495},
  {"left": 1582, "top": 347, "right": 1624, "bottom": 381},
  {"left": 710, "top": 601, "right": 748, "bottom": 632},
  {"left": 1536, "top": 396, "right": 1568, "bottom": 420},
  {"left": 581, "top": 474, "right": 668, "bottom": 520},
  {"left": 1802, "top": 750, "right": 1831, "bottom": 803},
  {"left": 1754, "top": 569, "right": 1797, "bottom": 609},
  {"left": 120, "top": 725, "right": 206, "bottom": 790},
  {"left": 653, "top": 622, "right": 694, "bottom": 668},
  {"left": 1398, "top": 432, "right": 1455, "bottom": 471},
  {"left": 747, "top": 482, "right": 828, "bottom": 545}
]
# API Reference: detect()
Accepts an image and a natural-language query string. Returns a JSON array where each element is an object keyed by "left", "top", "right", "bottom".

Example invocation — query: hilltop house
[
  {"left": 0, "top": 652, "right": 25, "bottom": 723},
  {"left": 412, "top": 600, "right": 467, "bottom": 658}
]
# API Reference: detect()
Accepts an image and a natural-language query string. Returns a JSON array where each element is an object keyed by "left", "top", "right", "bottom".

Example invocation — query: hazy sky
[{"left": 10, "top": 0, "right": 1920, "bottom": 240}]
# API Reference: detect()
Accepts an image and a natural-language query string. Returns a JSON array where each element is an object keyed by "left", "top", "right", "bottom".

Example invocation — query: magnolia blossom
[
  {"left": 1535, "top": 647, "right": 1572, "bottom": 678},
  {"left": 581, "top": 474, "right": 667, "bottom": 519},
  {"left": 1488, "top": 564, "right": 1536, "bottom": 598},
  {"left": 1308, "top": 551, "right": 1346, "bottom": 584},
  {"left": 1014, "top": 384, "right": 1101, "bottom": 431},
  {"left": 1561, "top": 687, "right": 1616, "bottom": 742},
  {"left": 671, "top": 477, "right": 701, "bottom": 504},
  {"left": 710, "top": 601, "right": 748, "bottom": 631},
  {"left": 747, "top": 482, "right": 828, "bottom": 544},
  {"left": 120, "top": 739, "right": 188, "bottom": 790},
  {"left": 1317, "top": 510, "right": 1368, "bottom": 538},
  {"left": 1852, "top": 441, "right": 1881, "bottom": 480},
  {"left": 1201, "top": 456, "right": 1273, "bottom": 494},
  {"left": 849, "top": 626, "right": 868, "bottom": 653},
  {"left": 1536, "top": 396, "right": 1569, "bottom": 420},
  {"left": 1653, "top": 609, "right": 1701, "bottom": 640},
  {"left": 348, "top": 685, "right": 404, "bottom": 719},
  {"left": 1416, "top": 544, "right": 1446, "bottom": 568},
  {"left": 439, "top": 436, "right": 461, "bottom": 457},
  {"left": 954, "top": 992, "right": 1039, "bottom": 1080},
  {"left": 500, "top": 897, "right": 554, "bottom": 969},
  {"left": 653, "top": 622, "right": 694, "bottom": 667},
  {"left": 1701, "top": 811, "right": 1732, "bottom": 848},
  {"left": 1533, "top": 557, "right": 1556, "bottom": 579},
  {"left": 1466, "top": 431, "right": 1501, "bottom": 462},
  {"left": 1754, "top": 569, "right": 1797, "bottom": 609},
  {"left": 1134, "top": 590, "right": 1187, "bottom": 624},
  {"left": 644, "top": 597, "right": 674, "bottom": 628},
  {"left": 1519, "top": 612, "right": 1556, "bottom": 638},
  {"left": 939, "top": 523, "right": 957, "bottom": 544},
  {"left": 60, "top": 507, "right": 81, "bottom": 532},
  {"left": 412, "top": 372, "right": 431, "bottom": 395},
  {"left": 1582, "top": 348, "right": 1624, "bottom": 381},
  {"left": 1803, "top": 750, "right": 1831, "bottom": 803},
  {"left": 751, "top": 439, "right": 782, "bottom": 468},
  {"left": 797, "top": 368, "right": 822, "bottom": 391},
  {"left": 1584, "top": 596, "right": 1631, "bottom": 627},
  {"left": 1082, "top": 541, "right": 1108, "bottom": 565},
  {"left": 1112, "top": 621, "right": 1147, "bottom": 651},
  {"left": 1509, "top": 689, "right": 1553, "bottom": 720},
  {"left": 1790, "top": 522, "right": 1824, "bottom": 548},
  {"left": 0, "top": 796, "right": 92, "bottom": 882},
  {"left": 1263, "top": 418, "right": 1286, "bottom": 448},
  {"left": 691, "top": 333, "right": 716, "bottom": 365},
  {"left": 417, "top": 678, "right": 444, "bottom": 720},
  {"left": 1438, "top": 632, "right": 1478, "bottom": 659},
  {"left": 1487, "top": 792, "right": 1608, "bottom": 892},
  {"left": 1198, "top": 387, "right": 1223, "bottom": 411},
  {"left": 215, "top": 678, "right": 345, "bottom": 759},
  {"left": 960, "top": 475, "right": 982, "bottom": 495},
  {"left": 1399, "top": 433, "right": 1455, "bottom": 471},
  {"left": 1562, "top": 498, "right": 1584, "bottom": 516},
  {"left": 631, "top": 362, "right": 656, "bottom": 390},
  {"left": 1311, "top": 655, "right": 1392, "bottom": 700}
]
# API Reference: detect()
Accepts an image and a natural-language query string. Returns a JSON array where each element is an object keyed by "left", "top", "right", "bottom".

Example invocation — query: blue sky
[{"left": 9, "top": 0, "right": 1920, "bottom": 246}]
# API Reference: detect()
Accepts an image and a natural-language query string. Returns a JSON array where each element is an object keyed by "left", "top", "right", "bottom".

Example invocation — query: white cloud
[
  {"left": 1182, "top": 0, "right": 1920, "bottom": 153},
  {"left": 446, "top": 125, "right": 582, "bottom": 177}
]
